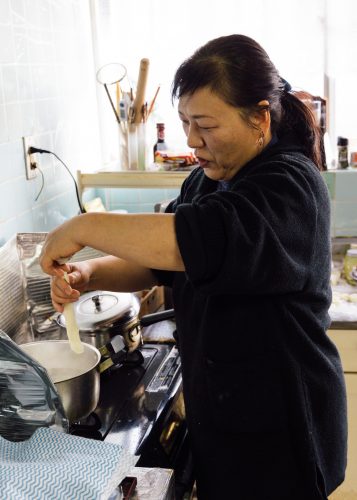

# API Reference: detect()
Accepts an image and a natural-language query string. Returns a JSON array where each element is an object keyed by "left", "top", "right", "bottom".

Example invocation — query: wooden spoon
[
  {"left": 63, "top": 272, "right": 84, "bottom": 354},
  {"left": 131, "top": 58, "right": 150, "bottom": 124}
]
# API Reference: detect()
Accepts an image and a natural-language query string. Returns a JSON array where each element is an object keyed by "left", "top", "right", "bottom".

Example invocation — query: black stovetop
[{"left": 70, "top": 342, "right": 182, "bottom": 456}]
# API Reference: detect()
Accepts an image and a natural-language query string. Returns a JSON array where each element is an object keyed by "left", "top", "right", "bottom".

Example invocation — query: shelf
[{"left": 77, "top": 170, "right": 190, "bottom": 193}]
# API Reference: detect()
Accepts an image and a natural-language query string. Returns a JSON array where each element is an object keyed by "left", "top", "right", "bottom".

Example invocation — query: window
[{"left": 90, "top": 0, "right": 357, "bottom": 166}]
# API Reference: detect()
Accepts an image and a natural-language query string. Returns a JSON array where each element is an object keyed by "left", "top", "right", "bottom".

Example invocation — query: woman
[{"left": 40, "top": 35, "right": 347, "bottom": 499}]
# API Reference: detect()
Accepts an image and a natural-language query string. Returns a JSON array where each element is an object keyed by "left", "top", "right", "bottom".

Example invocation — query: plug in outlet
[{"left": 22, "top": 136, "right": 37, "bottom": 179}]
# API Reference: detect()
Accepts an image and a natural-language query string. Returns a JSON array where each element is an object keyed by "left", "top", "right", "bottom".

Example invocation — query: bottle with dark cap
[
  {"left": 337, "top": 136, "right": 349, "bottom": 169},
  {"left": 153, "top": 123, "right": 168, "bottom": 161}
]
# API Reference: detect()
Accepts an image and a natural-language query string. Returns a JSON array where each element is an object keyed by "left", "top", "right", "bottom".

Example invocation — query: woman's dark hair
[{"left": 172, "top": 34, "right": 325, "bottom": 171}]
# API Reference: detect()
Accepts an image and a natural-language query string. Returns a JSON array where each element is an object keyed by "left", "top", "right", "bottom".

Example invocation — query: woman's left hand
[{"left": 39, "top": 217, "right": 84, "bottom": 277}]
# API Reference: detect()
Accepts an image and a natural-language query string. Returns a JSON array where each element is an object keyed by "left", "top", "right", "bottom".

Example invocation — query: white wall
[
  {"left": 0, "top": 0, "right": 102, "bottom": 246},
  {"left": 91, "top": 0, "right": 326, "bottom": 156},
  {"left": 326, "top": 0, "right": 357, "bottom": 151},
  {"left": 91, "top": 0, "right": 357, "bottom": 163}
]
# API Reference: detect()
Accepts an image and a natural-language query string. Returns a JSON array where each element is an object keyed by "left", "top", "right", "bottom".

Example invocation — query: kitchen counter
[
  {"left": 327, "top": 327, "right": 357, "bottom": 497},
  {"left": 329, "top": 320, "right": 357, "bottom": 330},
  {"left": 121, "top": 467, "right": 174, "bottom": 500}
]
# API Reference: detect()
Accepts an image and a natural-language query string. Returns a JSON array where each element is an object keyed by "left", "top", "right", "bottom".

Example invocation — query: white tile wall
[
  {"left": 0, "top": 0, "right": 102, "bottom": 247},
  {"left": 322, "top": 170, "right": 357, "bottom": 237}
]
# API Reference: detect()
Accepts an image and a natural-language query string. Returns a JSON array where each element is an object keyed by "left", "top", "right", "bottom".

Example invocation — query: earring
[{"left": 258, "top": 129, "right": 264, "bottom": 148}]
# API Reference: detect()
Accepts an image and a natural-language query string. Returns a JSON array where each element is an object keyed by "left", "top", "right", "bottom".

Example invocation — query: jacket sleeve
[
  {"left": 174, "top": 159, "right": 330, "bottom": 296},
  {"left": 150, "top": 189, "right": 184, "bottom": 288}
]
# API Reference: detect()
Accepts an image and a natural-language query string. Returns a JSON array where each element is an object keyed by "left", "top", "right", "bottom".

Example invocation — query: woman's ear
[
  {"left": 254, "top": 100, "right": 270, "bottom": 125},
  {"left": 250, "top": 100, "right": 271, "bottom": 136}
]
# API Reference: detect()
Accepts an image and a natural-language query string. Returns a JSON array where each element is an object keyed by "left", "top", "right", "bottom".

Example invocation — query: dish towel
[{"left": 0, "top": 427, "right": 139, "bottom": 500}]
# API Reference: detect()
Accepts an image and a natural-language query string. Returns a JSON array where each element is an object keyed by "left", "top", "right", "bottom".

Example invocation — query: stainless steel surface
[
  {"left": 20, "top": 340, "right": 101, "bottom": 423},
  {"left": 15, "top": 232, "right": 106, "bottom": 342},
  {"left": 56, "top": 291, "right": 142, "bottom": 351},
  {"left": 69, "top": 291, "right": 139, "bottom": 330},
  {"left": 0, "top": 235, "right": 29, "bottom": 343},
  {"left": 129, "top": 467, "right": 175, "bottom": 500},
  {"left": 57, "top": 313, "right": 142, "bottom": 352}
]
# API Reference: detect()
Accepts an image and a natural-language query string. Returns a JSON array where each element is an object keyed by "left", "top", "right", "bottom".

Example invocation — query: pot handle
[{"left": 139, "top": 308, "right": 175, "bottom": 327}]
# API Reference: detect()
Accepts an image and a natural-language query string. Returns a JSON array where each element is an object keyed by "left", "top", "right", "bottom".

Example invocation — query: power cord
[
  {"left": 28, "top": 146, "right": 86, "bottom": 213},
  {"left": 34, "top": 164, "right": 44, "bottom": 201}
]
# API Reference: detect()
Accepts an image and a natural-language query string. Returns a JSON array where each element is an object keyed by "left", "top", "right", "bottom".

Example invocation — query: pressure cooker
[
  {"left": 56, "top": 291, "right": 143, "bottom": 351},
  {"left": 55, "top": 290, "right": 175, "bottom": 368}
]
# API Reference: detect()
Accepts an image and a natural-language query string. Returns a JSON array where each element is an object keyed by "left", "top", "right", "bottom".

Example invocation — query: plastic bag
[{"left": 0, "top": 329, "right": 68, "bottom": 442}]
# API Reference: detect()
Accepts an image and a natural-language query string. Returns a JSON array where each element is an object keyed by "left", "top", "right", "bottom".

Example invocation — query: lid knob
[{"left": 92, "top": 295, "right": 102, "bottom": 312}]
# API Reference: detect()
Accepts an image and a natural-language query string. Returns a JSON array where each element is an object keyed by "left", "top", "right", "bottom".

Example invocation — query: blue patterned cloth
[{"left": 0, "top": 427, "right": 138, "bottom": 499}]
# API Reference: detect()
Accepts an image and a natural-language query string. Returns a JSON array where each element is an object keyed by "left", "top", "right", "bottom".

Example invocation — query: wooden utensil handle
[{"left": 132, "top": 58, "right": 149, "bottom": 123}]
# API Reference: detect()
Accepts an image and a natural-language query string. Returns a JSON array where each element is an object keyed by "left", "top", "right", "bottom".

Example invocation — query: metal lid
[
  {"left": 58, "top": 291, "right": 140, "bottom": 332},
  {"left": 337, "top": 136, "right": 348, "bottom": 146}
]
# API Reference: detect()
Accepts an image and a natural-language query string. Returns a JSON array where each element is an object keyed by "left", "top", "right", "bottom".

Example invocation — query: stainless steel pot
[
  {"left": 20, "top": 307, "right": 175, "bottom": 421},
  {"left": 56, "top": 291, "right": 142, "bottom": 352},
  {"left": 20, "top": 340, "right": 100, "bottom": 423}
]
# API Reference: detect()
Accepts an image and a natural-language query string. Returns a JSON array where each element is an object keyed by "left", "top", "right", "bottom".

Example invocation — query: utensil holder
[{"left": 120, "top": 123, "right": 147, "bottom": 170}]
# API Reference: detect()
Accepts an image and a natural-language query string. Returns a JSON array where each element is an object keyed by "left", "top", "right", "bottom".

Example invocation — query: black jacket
[{"left": 153, "top": 135, "right": 347, "bottom": 499}]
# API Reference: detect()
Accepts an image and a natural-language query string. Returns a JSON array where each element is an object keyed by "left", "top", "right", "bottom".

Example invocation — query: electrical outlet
[{"left": 22, "top": 136, "right": 37, "bottom": 179}]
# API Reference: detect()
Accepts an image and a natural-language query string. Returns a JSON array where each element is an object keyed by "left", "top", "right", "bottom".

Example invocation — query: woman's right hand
[{"left": 50, "top": 261, "right": 92, "bottom": 312}]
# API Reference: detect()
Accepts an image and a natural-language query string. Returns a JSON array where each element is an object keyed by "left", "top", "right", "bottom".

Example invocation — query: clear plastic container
[{"left": 344, "top": 248, "right": 357, "bottom": 286}]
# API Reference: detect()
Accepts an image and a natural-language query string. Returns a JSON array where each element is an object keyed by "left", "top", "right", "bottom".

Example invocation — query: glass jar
[
  {"left": 344, "top": 248, "right": 357, "bottom": 286},
  {"left": 350, "top": 151, "right": 357, "bottom": 168}
]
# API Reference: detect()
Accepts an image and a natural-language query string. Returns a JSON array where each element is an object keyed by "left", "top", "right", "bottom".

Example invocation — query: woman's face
[{"left": 178, "top": 87, "right": 265, "bottom": 181}]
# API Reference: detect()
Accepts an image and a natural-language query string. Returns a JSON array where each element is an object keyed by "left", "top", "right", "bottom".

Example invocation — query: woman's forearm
[
  {"left": 86, "top": 256, "right": 159, "bottom": 292},
  {"left": 40, "top": 212, "right": 184, "bottom": 277},
  {"left": 76, "top": 212, "right": 183, "bottom": 270}
]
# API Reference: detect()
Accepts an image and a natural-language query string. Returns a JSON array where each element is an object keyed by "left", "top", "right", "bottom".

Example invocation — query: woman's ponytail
[{"left": 278, "top": 91, "right": 326, "bottom": 171}]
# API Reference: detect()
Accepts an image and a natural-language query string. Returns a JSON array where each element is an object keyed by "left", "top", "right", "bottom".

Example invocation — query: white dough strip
[{"left": 63, "top": 272, "right": 84, "bottom": 354}]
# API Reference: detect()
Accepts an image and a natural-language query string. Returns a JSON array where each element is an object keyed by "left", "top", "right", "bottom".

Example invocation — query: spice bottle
[
  {"left": 350, "top": 151, "right": 357, "bottom": 168},
  {"left": 153, "top": 123, "right": 168, "bottom": 161},
  {"left": 337, "top": 136, "right": 349, "bottom": 169},
  {"left": 344, "top": 248, "right": 357, "bottom": 286}
]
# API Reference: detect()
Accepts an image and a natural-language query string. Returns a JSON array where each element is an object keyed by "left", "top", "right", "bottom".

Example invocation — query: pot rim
[{"left": 20, "top": 339, "right": 101, "bottom": 382}]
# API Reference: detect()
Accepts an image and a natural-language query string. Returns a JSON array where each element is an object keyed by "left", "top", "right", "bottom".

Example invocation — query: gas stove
[
  {"left": 70, "top": 343, "right": 180, "bottom": 444},
  {"left": 69, "top": 341, "right": 193, "bottom": 499}
]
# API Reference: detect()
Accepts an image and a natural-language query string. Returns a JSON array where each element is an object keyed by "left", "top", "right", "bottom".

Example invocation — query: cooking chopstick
[{"left": 147, "top": 85, "right": 160, "bottom": 119}]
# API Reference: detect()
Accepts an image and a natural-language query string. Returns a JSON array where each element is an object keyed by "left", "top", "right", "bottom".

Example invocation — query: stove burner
[
  {"left": 70, "top": 345, "right": 163, "bottom": 442},
  {"left": 70, "top": 412, "right": 102, "bottom": 440},
  {"left": 106, "top": 348, "right": 145, "bottom": 372}
]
